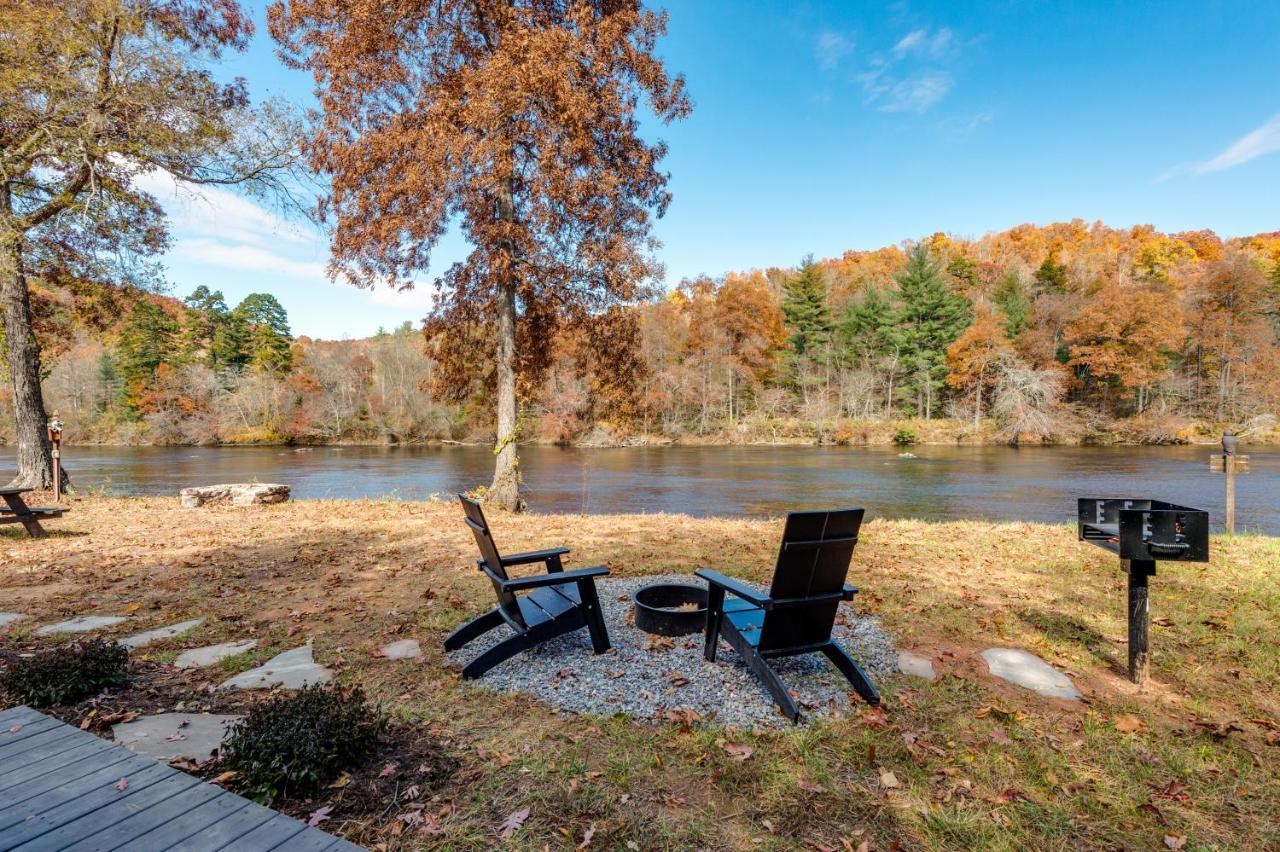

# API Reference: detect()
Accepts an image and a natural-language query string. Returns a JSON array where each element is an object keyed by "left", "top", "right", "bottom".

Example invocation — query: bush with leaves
[
  {"left": 220, "top": 683, "right": 384, "bottom": 802},
  {"left": 0, "top": 639, "right": 128, "bottom": 707}
]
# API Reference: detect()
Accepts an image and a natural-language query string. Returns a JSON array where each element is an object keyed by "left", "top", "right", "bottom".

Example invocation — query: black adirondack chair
[
  {"left": 445, "top": 495, "right": 611, "bottom": 678},
  {"left": 696, "top": 508, "right": 880, "bottom": 722}
]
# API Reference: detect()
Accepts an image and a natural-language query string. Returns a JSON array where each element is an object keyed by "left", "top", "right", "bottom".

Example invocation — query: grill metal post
[{"left": 1125, "top": 559, "right": 1155, "bottom": 685}]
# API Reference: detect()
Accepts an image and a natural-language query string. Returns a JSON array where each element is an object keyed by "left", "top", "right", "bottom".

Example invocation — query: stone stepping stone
[
  {"left": 112, "top": 713, "right": 242, "bottom": 763},
  {"left": 0, "top": 613, "right": 27, "bottom": 629},
  {"left": 379, "top": 639, "right": 421, "bottom": 660},
  {"left": 121, "top": 619, "right": 205, "bottom": 650},
  {"left": 35, "top": 615, "right": 127, "bottom": 635},
  {"left": 219, "top": 642, "right": 331, "bottom": 690},
  {"left": 980, "top": 648, "right": 1081, "bottom": 700},
  {"left": 897, "top": 650, "right": 936, "bottom": 680},
  {"left": 175, "top": 640, "right": 257, "bottom": 669}
]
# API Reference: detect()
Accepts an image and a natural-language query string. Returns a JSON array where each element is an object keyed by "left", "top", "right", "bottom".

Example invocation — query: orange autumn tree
[
  {"left": 270, "top": 0, "right": 690, "bottom": 510},
  {"left": 945, "top": 306, "right": 1013, "bottom": 428},
  {"left": 1065, "top": 283, "right": 1186, "bottom": 414}
]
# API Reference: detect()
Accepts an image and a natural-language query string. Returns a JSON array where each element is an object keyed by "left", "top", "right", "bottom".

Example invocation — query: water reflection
[{"left": 10, "top": 443, "right": 1277, "bottom": 533}]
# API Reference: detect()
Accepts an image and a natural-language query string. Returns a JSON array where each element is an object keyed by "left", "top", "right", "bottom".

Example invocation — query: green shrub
[
  {"left": 0, "top": 639, "right": 128, "bottom": 707},
  {"left": 220, "top": 683, "right": 384, "bottom": 802},
  {"left": 892, "top": 426, "right": 918, "bottom": 446}
]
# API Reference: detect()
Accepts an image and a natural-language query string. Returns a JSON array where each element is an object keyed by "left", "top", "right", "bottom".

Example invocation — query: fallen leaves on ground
[
  {"left": 307, "top": 804, "right": 333, "bottom": 827},
  {"left": 1114, "top": 714, "right": 1147, "bottom": 733},
  {"left": 499, "top": 806, "right": 530, "bottom": 840}
]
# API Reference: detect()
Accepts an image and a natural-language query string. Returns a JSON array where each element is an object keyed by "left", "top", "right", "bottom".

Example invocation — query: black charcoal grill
[{"left": 1077, "top": 498, "right": 1209, "bottom": 684}]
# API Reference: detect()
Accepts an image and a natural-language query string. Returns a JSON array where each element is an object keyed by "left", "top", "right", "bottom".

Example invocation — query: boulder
[{"left": 180, "top": 483, "right": 290, "bottom": 508}]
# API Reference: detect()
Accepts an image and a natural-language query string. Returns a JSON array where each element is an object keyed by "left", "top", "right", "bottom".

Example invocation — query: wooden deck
[{"left": 0, "top": 705, "right": 363, "bottom": 851}]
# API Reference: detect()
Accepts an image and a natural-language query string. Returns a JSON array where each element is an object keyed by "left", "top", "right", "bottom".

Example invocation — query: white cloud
[
  {"left": 893, "top": 27, "right": 953, "bottom": 59},
  {"left": 175, "top": 238, "right": 328, "bottom": 280},
  {"left": 1195, "top": 113, "right": 1280, "bottom": 173},
  {"left": 879, "top": 72, "right": 954, "bottom": 113},
  {"left": 815, "top": 31, "right": 853, "bottom": 70},
  {"left": 368, "top": 283, "right": 436, "bottom": 310},
  {"left": 133, "top": 168, "right": 309, "bottom": 247}
]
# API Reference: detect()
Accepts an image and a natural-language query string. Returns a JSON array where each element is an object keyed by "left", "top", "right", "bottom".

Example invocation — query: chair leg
[
  {"left": 576, "top": 579, "right": 611, "bottom": 654},
  {"left": 459, "top": 614, "right": 584, "bottom": 679},
  {"left": 460, "top": 632, "right": 531, "bottom": 679},
  {"left": 742, "top": 647, "right": 800, "bottom": 722},
  {"left": 443, "top": 608, "right": 504, "bottom": 651},
  {"left": 703, "top": 585, "right": 725, "bottom": 662},
  {"left": 821, "top": 643, "right": 881, "bottom": 706}
]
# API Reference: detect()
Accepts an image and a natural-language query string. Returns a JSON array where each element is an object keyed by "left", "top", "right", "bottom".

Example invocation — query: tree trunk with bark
[
  {"left": 487, "top": 169, "right": 522, "bottom": 511},
  {"left": 0, "top": 231, "right": 61, "bottom": 489}
]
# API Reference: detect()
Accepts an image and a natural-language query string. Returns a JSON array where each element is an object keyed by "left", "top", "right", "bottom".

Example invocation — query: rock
[
  {"left": 180, "top": 483, "right": 290, "bottom": 508},
  {"left": 980, "top": 648, "right": 1081, "bottom": 700},
  {"left": 380, "top": 639, "right": 421, "bottom": 660},
  {"left": 36, "top": 615, "right": 127, "bottom": 635},
  {"left": 112, "top": 713, "right": 242, "bottom": 763},
  {"left": 0, "top": 613, "right": 27, "bottom": 629},
  {"left": 219, "top": 642, "right": 331, "bottom": 690},
  {"left": 121, "top": 619, "right": 205, "bottom": 649},
  {"left": 175, "top": 639, "right": 257, "bottom": 669},
  {"left": 897, "top": 650, "right": 936, "bottom": 680}
]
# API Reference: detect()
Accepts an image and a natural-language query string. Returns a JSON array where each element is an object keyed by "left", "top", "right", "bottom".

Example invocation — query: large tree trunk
[
  {"left": 488, "top": 277, "right": 522, "bottom": 510},
  {"left": 0, "top": 232, "right": 60, "bottom": 489},
  {"left": 487, "top": 162, "right": 522, "bottom": 511}
]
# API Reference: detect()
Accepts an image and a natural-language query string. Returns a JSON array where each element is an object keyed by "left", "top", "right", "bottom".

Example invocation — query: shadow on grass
[
  {"left": 0, "top": 527, "right": 88, "bottom": 540},
  {"left": 1011, "top": 605, "right": 1126, "bottom": 674}
]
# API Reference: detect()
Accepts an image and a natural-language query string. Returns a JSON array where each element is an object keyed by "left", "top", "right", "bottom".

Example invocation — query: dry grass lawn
[{"left": 2, "top": 494, "right": 1278, "bottom": 850}]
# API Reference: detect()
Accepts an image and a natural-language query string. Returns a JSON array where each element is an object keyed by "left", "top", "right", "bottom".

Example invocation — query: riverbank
[
  {"left": 3, "top": 496, "right": 1278, "bottom": 849},
  {"left": 25, "top": 413, "right": 1280, "bottom": 449}
]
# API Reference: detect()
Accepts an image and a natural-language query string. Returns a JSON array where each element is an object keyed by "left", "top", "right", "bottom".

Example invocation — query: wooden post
[
  {"left": 1224, "top": 454, "right": 1236, "bottom": 535},
  {"left": 46, "top": 414, "right": 63, "bottom": 503},
  {"left": 1125, "top": 559, "right": 1154, "bottom": 685}
]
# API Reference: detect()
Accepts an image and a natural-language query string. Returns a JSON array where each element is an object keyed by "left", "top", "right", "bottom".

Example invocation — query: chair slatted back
[
  {"left": 458, "top": 495, "right": 525, "bottom": 630},
  {"left": 759, "top": 508, "right": 865, "bottom": 652}
]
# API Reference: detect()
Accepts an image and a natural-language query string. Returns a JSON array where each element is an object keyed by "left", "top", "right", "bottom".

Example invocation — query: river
[{"left": 24, "top": 443, "right": 1279, "bottom": 534}]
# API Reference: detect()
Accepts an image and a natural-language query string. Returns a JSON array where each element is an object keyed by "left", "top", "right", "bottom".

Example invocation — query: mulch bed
[{"left": 0, "top": 649, "right": 458, "bottom": 846}]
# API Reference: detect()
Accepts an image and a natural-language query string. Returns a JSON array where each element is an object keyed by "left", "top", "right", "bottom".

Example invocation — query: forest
[{"left": 4, "top": 220, "right": 1279, "bottom": 448}]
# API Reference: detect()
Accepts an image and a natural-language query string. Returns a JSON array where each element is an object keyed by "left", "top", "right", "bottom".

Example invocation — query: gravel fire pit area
[{"left": 446, "top": 575, "right": 896, "bottom": 728}]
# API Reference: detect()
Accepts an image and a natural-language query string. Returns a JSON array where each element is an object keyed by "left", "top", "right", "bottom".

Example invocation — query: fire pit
[{"left": 632, "top": 583, "right": 708, "bottom": 637}]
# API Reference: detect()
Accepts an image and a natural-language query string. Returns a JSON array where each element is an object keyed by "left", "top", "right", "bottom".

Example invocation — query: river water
[{"left": 23, "top": 443, "right": 1278, "bottom": 533}]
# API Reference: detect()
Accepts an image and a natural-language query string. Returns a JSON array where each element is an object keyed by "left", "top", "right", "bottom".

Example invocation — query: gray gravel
[{"left": 446, "top": 575, "right": 896, "bottom": 728}]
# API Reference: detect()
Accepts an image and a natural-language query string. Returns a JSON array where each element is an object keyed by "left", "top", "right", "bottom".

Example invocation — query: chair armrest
[
  {"left": 695, "top": 569, "right": 771, "bottom": 609},
  {"left": 500, "top": 547, "right": 571, "bottom": 567},
  {"left": 502, "top": 565, "right": 609, "bottom": 592}
]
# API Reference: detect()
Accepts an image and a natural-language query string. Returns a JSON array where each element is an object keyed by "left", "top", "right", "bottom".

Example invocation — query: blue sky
[{"left": 154, "top": 0, "right": 1280, "bottom": 339}]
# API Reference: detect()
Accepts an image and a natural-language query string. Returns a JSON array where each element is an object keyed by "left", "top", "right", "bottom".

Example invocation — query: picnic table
[{"left": 0, "top": 487, "right": 65, "bottom": 539}]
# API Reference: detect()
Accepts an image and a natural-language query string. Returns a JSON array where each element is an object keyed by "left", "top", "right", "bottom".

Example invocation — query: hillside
[{"left": 3, "top": 220, "right": 1279, "bottom": 447}]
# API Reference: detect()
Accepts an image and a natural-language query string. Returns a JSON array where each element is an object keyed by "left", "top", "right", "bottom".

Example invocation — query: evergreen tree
[
  {"left": 780, "top": 256, "right": 832, "bottom": 387},
  {"left": 115, "top": 300, "right": 179, "bottom": 411},
  {"left": 893, "top": 243, "right": 972, "bottom": 418},
  {"left": 235, "top": 293, "right": 294, "bottom": 373},
  {"left": 180, "top": 286, "right": 230, "bottom": 367},
  {"left": 837, "top": 286, "right": 899, "bottom": 363},
  {"left": 992, "top": 270, "right": 1032, "bottom": 339},
  {"left": 1033, "top": 254, "right": 1068, "bottom": 293}
]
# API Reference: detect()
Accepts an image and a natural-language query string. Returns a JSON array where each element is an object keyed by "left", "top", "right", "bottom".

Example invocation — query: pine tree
[
  {"left": 781, "top": 256, "right": 832, "bottom": 388},
  {"left": 893, "top": 243, "right": 972, "bottom": 418},
  {"left": 1033, "top": 255, "right": 1068, "bottom": 293},
  {"left": 837, "top": 286, "right": 898, "bottom": 363},
  {"left": 180, "top": 286, "right": 231, "bottom": 367},
  {"left": 115, "top": 301, "right": 179, "bottom": 412},
  {"left": 235, "top": 293, "right": 293, "bottom": 373},
  {"left": 992, "top": 270, "right": 1031, "bottom": 339}
]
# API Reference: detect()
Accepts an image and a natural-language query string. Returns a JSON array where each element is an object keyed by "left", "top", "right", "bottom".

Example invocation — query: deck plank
[
  {"left": 0, "top": 739, "right": 117, "bottom": 795},
  {"left": 0, "top": 752, "right": 158, "bottom": 829},
  {"left": 2, "top": 761, "right": 180, "bottom": 848},
  {"left": 0, "top": 707, "right": 363, "bottom": 851}
]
